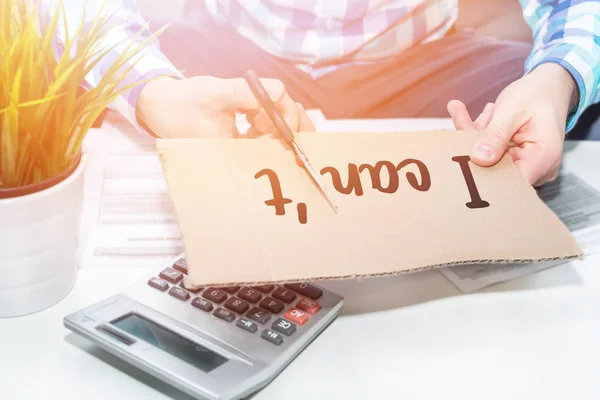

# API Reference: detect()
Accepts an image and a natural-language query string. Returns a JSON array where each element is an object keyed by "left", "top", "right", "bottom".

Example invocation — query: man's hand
[
  {"left": 447, "top": 63, "right": 578, "bottom": 187},
  {"left": 136, "top": 76, "right": 315, "bottom": 139}
]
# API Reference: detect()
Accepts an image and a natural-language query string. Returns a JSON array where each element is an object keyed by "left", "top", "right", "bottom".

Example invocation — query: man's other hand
[
  {"left": 447, "top": 63, "right": 578, "bottom": 187},
  {"left": 135, "top": 76, "right": 315, "bottom": 139}
]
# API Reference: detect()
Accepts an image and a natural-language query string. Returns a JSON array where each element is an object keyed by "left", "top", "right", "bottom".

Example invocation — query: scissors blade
[{"left": 291, "top": 142, "right": 338, "bottom": 213}]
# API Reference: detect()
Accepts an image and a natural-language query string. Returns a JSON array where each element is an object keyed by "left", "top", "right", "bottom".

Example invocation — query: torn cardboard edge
[
  {"left": 157, "top": 130, "right": 583, "bottom": 287},
  {"left": 182, "top": 255, "right": 584, "bottom": 288}
]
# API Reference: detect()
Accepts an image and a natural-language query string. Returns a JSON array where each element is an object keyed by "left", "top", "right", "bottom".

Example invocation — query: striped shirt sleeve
[
  {"left": 521, "top": 0, "right": 600, "bottom": 132},
  {"left": 45, "top": 0, "right": 184, "bottom": 135}
]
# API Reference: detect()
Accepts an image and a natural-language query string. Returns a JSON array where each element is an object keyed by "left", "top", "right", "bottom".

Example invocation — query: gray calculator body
[{"left": 64, "top": 257, "right": 343, "bottom": 400}]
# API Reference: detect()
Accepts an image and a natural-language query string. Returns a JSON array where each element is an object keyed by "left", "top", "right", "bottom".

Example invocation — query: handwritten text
[{"left": 254, "top": 155, "right": 489, "bottom": 224}]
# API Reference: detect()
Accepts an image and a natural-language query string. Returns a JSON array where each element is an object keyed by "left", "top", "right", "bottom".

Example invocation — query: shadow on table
[
  {"left": 566, "top": 103, "right": 600, "bottom": 141},
  {"left": 321, "top": 263, "right": 583, "bottom": 317},
  {"left": 321, "top": 270, "right": 459, "bottom": 316},
  {"left": 480, "top": 262, "right": 583, "bottom": 294},
  {"left": 563, "top": 140, "right": 584, "bottom": 156}
]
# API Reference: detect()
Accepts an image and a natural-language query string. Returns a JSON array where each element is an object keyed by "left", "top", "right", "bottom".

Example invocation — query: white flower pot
[{"left": 0, "top": 153, "right": 86, "bottom": 318}]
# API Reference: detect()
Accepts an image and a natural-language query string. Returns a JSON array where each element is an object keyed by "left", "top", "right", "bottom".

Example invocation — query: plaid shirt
[
  {"left": 48, "top": 0, "right": 600, "bottom": 133},
  {"left": 521, "top": 0, "right": 600, "bottom": 131},
  {"left": 203, "top": 0, "right": 459, "bottom": 65}
]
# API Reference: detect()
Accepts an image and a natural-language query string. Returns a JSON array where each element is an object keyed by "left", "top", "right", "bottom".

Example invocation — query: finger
[
  {"left": 544, "top": 169, "right": 560, "bottom": 184},
  {"left": 532, "top": 157, "right": 561, "bottom": 187},
  {"left": 276, "top": 91, "right": 301, "bottom": 134},
  {"left": 535, "top": 170, "right": 559, "bottom": 187},
  {"left": 257, "top": 133, "right": 277, "bottom": 140},
  {"left": 510, "top": 143, "right": 553, "bottom": 186},
  {"left": 470, "top": 103, "right": 521, "bottom": 167},
  {"left": 514, "top": 159, "right": 547, "bottom": 187},
  {"left": 474, "top": 103, "right": 495, "bottom": 131},
  {"left": 447, "top": 100, "right": 476, "bottom": 130},
  {"left": 507, "top": 145, "right": 520, "bottom": 162},
  {"left": 245, "top": 109, "right": 260, "bottom": 125},
  {"left": 251, "top": 109, "right": 277, "bottom": 136},
  {"left": 216, "top": 78, "right": 285, "bottom": 110},
  {"left": 252, "top": 100, "right": 304, "bottom": 138},
  {"left": 297, "top": 103, "right": 315, "bottom": 132},
  {"left": 246, "top": 126, "right": 269, "bottom": 139}
]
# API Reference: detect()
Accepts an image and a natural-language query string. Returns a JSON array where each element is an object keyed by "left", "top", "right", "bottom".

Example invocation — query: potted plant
[{"left": 0, "top": 0, "right": 160, "bottom": 317}]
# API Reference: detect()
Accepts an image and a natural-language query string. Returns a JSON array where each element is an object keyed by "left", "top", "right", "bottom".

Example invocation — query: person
[
  {"left": 53, "top": 0, "right": 599, "bottom": 187},
  {"left": 44, "top": 0, "right": 315, "bottom": 146}
]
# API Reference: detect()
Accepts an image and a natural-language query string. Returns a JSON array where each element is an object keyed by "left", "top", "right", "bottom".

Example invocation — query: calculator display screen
[{"left": 112, "top": 313, "right": 228, "bottom": 372}]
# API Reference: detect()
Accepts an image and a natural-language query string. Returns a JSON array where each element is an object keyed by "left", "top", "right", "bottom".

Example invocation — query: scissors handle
[{"left": 243, "top": 70, "right": 295, "bottom": 144}]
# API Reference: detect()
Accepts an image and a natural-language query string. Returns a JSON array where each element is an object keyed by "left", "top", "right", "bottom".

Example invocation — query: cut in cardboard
[{"left": 157, "top": 131, "right": 583, "bottom": 287}]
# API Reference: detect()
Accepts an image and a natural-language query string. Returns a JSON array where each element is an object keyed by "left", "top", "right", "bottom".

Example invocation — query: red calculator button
[
  {"left": 284, "top": 308, "right": 309, "bottom": 325},
  {"left": 296, "top": 298, "right": 321, "bottom": 315}
]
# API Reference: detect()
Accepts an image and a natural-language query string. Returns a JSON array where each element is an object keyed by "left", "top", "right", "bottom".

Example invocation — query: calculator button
[
  {"left": 284, "top": 308, "right": 309, "bottom": 325},
  {"left": 260, "top": 297, "right": 285, "bottom": 314},
  {"left": 221, "top": 286, "right": 241, "bottom": 294},
  {"left": 271, "top": 287, "right": 297, "bottom": 304},
  {"left": 237, "top": 287, "right": 262, "bottom": 303},
  {"left": 213, "top": 308, "right": 235, "bottom": 323},
  {"left": 252, "top": 285, "right": 275, "bottom": 294},
  {"left": 148, "top": 277, "right": 169, "bottom": 292},
  {"left": 247, "top": 307, "right": 271, "bottom": 324},
  {"left": 159, "top": 268, "right": 184, "bottom": 284},
  {"left": 283, "top": 283, "right": 322, "bottom": 300},
  {"left": 180, "top": 279, "right": 202, "bottom": 294},
  {"left": 261, "top": 329, "right": 283, "bottom": 345},
  {"left": 236, "top": 318, "right": 258, "bottom": 334},
  {"left": 202, "top": 288, "right": 228, "bottom": 303},
  {"left": 296, "top": 298, "right": 321, "bottom": 315},
  {"left": 172, "top": 258, "right": 188, "bottom": 274},
  {"left": 169, "top": 286, "right": 190, "bottom": 301},
  {"left": 191, "top": 297, "right": 213, "bottom": 312},
  {"left": 272, "top": 318, "right": 297, "bottom": 336},
  {"left": 224, "top": 297, "right": 250, "bottom": 314}
]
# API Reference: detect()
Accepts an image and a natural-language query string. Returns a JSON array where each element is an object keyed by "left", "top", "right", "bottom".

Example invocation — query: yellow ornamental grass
[{"left": 0, "top": 0, "right": 165, "bottom": 188}]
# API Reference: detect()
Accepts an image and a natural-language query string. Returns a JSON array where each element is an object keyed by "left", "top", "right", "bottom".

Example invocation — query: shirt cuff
[
  {"left": 524, "top": 45, "right": 597, "bottom": 133},
  {"left": 109, "top": 53, "right": 185, "bottom": 137}
]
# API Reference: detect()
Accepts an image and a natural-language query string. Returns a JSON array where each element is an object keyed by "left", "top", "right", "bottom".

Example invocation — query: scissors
[{"left": 244, "top": 70, "right": 338, "bottom": 213}]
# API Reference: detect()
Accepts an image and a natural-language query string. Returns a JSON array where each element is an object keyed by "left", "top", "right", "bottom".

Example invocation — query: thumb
[
  {"left": 470, "top": 106, "right": 518, "bottom": 167},
  {"left": 217, "top": 78, "right": 285, "bottom": 110}
]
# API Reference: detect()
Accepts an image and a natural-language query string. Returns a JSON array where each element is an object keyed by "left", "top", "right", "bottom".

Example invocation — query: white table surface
[{"left": 1, "top": 130, "right": 599, "bottom": 400}]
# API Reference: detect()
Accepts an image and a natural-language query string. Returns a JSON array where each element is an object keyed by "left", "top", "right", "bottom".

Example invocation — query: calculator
[{"left": 63, "top": 255, "right": 344, "bottom": 400}]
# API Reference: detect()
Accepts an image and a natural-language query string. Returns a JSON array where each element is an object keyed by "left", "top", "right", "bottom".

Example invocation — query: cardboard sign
[{"left": 157, "top": 131, "right": 583, "bottom": 286}]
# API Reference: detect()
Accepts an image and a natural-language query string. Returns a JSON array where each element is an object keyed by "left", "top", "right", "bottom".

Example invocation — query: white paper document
[
  {"left": 79, "top": 109, "right": 329, "bottom": 268},
  {"left": 79, "top": 113, "right": 184, "bottom": 268},
  {"left": 440, "top": 173, "right": 600, "bottom": 292}
]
